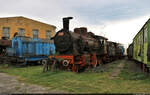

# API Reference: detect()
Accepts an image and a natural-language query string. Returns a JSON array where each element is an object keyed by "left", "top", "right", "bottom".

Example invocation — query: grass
[
  {"left": 0, "top": 60, "right": 150, "bottom": 93},
  {"left": 119, "top": 62, "right": 150, "bottom": 81}
]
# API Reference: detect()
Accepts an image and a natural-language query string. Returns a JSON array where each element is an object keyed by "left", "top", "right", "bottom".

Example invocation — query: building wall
[{"left": 0, "top": 16, "right": 56, "bottom": 39}]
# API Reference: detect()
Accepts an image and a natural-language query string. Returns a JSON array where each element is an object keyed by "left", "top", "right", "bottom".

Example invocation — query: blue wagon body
[
  {"left": 7, "top": 36, "right": 55, "bottom": 64},
  {"left": 119, "top": 45, "right": 125, "bottom": 57}
]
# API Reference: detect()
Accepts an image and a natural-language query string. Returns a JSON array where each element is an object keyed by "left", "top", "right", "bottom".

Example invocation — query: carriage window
[
  {"left": 134, "top": 41, "right": 136, "bottom": 47},
  {"left": 136, "top": 38, "right": 138, "bottom": 46},
  {"left": 2, "top": 27, "right": 10, "bottom": 39},
  {"left": 18, "top": 28, "right": 25, "bottom": 36},
  {"left": 104, "top": 40, "right": 106, "bottom": 45},
  {"left": 46, "top": 30, "right": 51, "bottom": 39},
  {"left": 138, "top": 35, "right": 140, "bottom": 45},
  {"left": 138, "top": 37, "right": 139, "bottom": 45},
  {"left": 99, "top": 39, "right": 103, "bottom": 44},
  {"left": 141, "top": 34, "right": 143, "bottom": 43},
  {"left": 144, "top": 27, "right": 147, "bottom": 42},
  {"left": 32, "top": 29, "right": 39, "bottom": 38}
]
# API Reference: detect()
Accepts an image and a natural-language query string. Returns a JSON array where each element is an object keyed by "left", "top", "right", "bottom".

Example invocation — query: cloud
[
  {"left": 1, "top": 0, "right": 150, "bottom": 25},
  {"left": 99, "top": 15, "right": 150, "bottom": 48},
  {"left": 0, "top": 0, "right": 150, "bottom": 48},
  {"left": 70, "top": 0, "right": 150, "bottom": 25}
]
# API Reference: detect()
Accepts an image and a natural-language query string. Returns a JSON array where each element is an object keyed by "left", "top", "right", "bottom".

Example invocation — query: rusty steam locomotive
[{"left": 51, "top": 17, "right": 108, "bottom": 72}]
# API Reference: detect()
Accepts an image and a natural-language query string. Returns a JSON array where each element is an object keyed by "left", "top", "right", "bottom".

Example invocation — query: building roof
[{"left": 0, "top": 16, "right": 56, "bottom": 29}]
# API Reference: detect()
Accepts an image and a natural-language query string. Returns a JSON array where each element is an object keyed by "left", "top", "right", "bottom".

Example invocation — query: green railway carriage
[{"left": 133, "top": 19, "right": 150, "bottom": 69}]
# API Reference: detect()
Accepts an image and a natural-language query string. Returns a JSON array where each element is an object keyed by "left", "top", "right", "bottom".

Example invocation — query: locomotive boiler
[{"left": 52, "top": 17, "right": 108, "bottom": 72}]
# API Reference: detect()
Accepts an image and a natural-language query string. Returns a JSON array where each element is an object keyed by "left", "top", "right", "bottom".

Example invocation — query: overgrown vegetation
[
  {"left": 0, "top": 59, "right": 150, "bottom": 93},
  {"left": 119, "top": 61, "right": 150, "bottom": 82}
]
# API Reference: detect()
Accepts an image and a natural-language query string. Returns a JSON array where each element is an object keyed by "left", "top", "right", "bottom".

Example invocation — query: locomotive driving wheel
[
  {"left": 72, "top": 64, "right": 80, "bottom": 73},
  {"left": 93, "top": 58, "right": 98, "bottom": 68},
  {"left": 93, "top": 59, "right": 97, "bottom": 68},
  {"left": 97, "top": 59, "right": 102, "bottom": 66}
]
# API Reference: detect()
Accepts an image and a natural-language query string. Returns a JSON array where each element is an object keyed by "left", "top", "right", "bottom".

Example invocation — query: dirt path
[
  {"left": 0, "top": 73, "right": 49, "bottom": 93},
  {"left": 0, "top": 72, "right": 67, "bottom": 94},
  {"left": 109, "top": 60, "right": 125, "bottom": 79}
]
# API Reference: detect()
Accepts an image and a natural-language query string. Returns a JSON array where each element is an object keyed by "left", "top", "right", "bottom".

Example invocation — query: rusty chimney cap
[{"left": 63, "top": 17, "right": 73, "bottom": 20}]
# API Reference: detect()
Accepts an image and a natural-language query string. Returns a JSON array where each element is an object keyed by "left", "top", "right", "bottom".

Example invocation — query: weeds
[{"left": 0, "top": 60, "right": 150, "bottom": 93}]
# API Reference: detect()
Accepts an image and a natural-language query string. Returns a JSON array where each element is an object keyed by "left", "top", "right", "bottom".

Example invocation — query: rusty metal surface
[
  {"left": 0, "top": 39, "right": 11, "bottom": 47},
  {"left": 74, "top": 27, "right": 88, "bottom": 36}
]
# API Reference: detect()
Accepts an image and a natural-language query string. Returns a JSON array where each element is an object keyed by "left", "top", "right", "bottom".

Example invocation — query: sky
[{"left": 1, "top": 0, "right": 150, "bottom": 48}]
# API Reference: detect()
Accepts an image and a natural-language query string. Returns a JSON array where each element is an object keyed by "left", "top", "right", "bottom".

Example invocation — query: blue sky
[{"left": 1, "top": 0, "right": 150, "bottom": 48}]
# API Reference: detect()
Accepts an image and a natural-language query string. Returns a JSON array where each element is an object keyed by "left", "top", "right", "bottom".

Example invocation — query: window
[
  {"left": 134, "top": 40, "right": 136, "bottom": 47},
  {"left": 138, "top": 35, "right": 140, "bottom": 45},
  {"left": 144, "top": 26, "right": 147, "bottom": 43},
  {"left": 46, "top": 30, "right": 51, "bottom": 39},
  {"left": 2, "top": 27, "right": 10, "bottom": 39},
  {"left": 32, "top": 29, "right": 39, "bottom": 38},
  {"left": 99, "top": 39, "right": 103, "bottom": 44},
  {"left": 136, "top": 38, "right": 138, "bottom": 46},
  {"left": 18, "top": 28, "right": 25, "bottom": 36}
]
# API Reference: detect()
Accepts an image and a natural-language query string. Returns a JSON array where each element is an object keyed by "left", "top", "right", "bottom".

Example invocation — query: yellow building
[{"left": 0, "top": 16, "right": 56, "bottom": 39}]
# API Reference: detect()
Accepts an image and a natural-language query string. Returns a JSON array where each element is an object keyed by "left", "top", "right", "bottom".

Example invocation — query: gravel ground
[
  {"left": 0, "top": 73, "right": 67, "bottom": 94},
  {"left": 109, "top": 60, "right": 125, "bottom": 79},
  {"left": 0, "top": 73, "right": 49, "bottom": 93}
]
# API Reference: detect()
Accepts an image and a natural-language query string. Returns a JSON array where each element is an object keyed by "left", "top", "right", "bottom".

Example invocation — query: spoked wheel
[
  {"left": 97, "top": 59, "right": 102, "bottom": 66},
  {"left": 72, "top": 64, "right": 80, "bottom": 73},
  {"left": 93, "top": 59, "right": 98, "bottom": 68}
]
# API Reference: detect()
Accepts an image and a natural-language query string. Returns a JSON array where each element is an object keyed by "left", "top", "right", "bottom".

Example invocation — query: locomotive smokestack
[{"left": 63, "top": 17, "right": 73, "bottom": 31}]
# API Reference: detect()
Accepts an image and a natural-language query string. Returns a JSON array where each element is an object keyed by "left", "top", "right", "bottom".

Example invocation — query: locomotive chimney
[{"left": 63, "top": 17, "right": 73, "bottom": 31}]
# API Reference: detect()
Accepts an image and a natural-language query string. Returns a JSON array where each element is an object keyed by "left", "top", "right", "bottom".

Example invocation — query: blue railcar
[
  {"left": 6, "top": 36, "right": 55, "bottom": 65},
  {"left": 118, "top": 45, "right": 125, "bottom": 57},
  {"left": 120, "top": 46, "right": 125, "bottom": 57}
]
